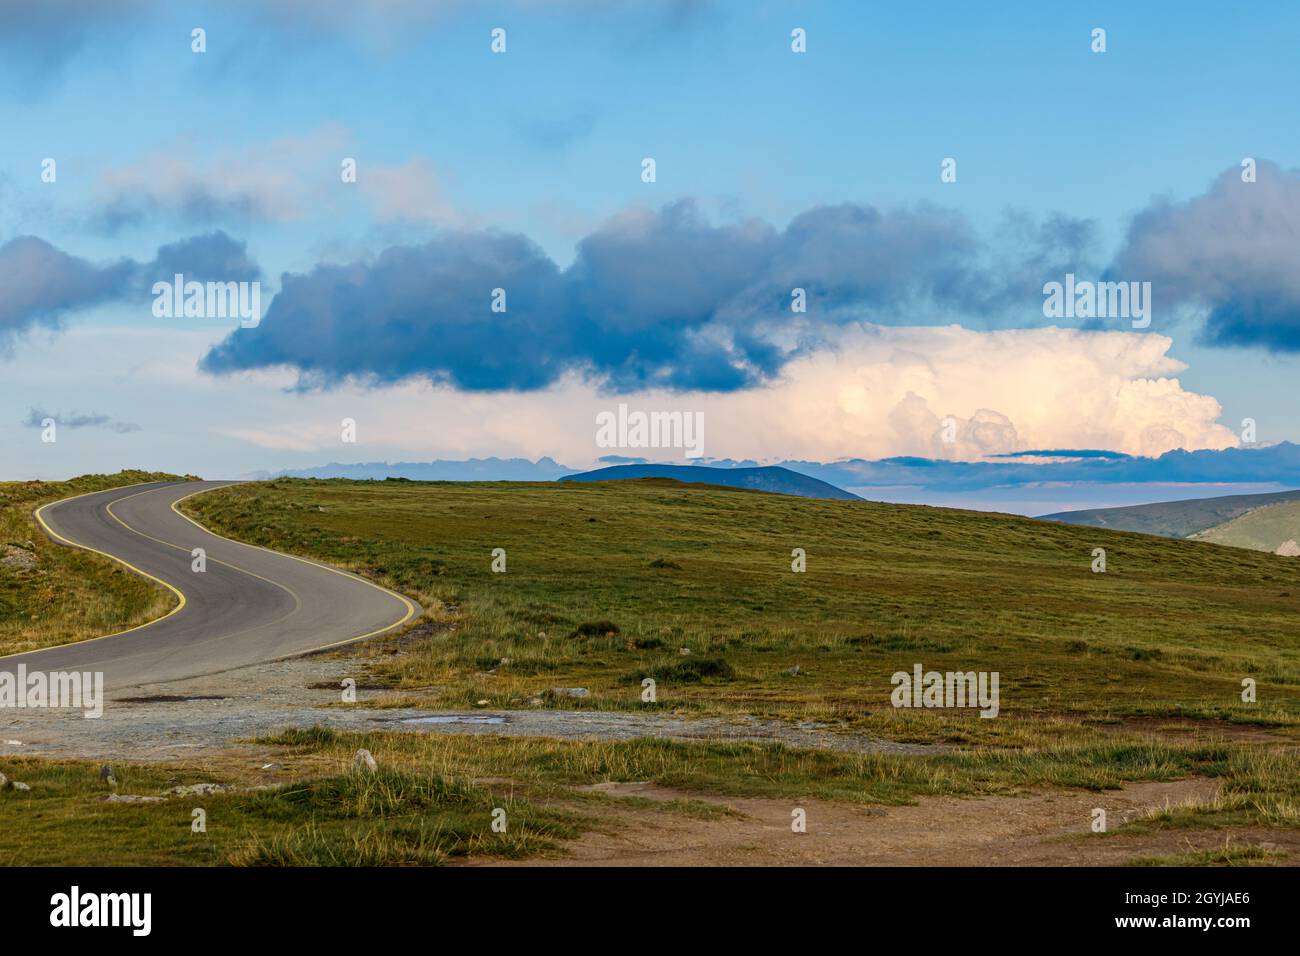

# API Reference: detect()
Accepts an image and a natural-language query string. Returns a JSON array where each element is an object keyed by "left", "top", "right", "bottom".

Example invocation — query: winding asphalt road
[{"left": 0, "top": 480, "right": 418, "bottom": 692}]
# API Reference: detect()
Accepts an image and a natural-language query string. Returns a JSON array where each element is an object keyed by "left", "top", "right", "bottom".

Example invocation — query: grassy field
[
  {"left": 7, "top": 474, "right": 1300, "bottom": 865},
  {"left": 0, "top": 471, "right": 193, "bottom": 656},
  {"left": 182, "top": 477, "right": 1300, "bottom": 741},
  {"left": 3, "top": 725, "right": 1296, "bottom": 864}
]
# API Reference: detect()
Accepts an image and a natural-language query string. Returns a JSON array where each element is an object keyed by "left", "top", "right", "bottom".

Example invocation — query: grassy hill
[
  {"left": 0, "top": 471, "right": 195, "bottom": 655},
  {"left": 1194, "top": 499, "right": 1300, "bottom": 553},
  {"left": 1041, "top": 489, "right": 1300, "bottom": 538},
  {"left": 184, "top": 477, "right": 1300, "bottom": 738},
  {"left": 560, "top": 464, "right": 861, "bottom": 500}
]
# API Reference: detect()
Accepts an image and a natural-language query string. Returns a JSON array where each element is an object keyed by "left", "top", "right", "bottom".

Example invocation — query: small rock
[
  {"left": 103, "top": 794, "right": 164, "bottom": 803},
  {"left": 788, "top": 665, "right": 801, "bottom": 676},
  {"left": 166, "top": 782, "right": 233, "bottom": 797},
  {"left": 12, "top": 782, "right": 30, "bottom": 792},
  {"left": 352, "top": 749, "right": 378, "bottom": 773},
  {"left": 475, "top": 698, "right": 490, "bottom": 706},
  {"left": 678, "top": 647, "right": 691, "bottom": 656},
  {"left": 551, "top": 687, "right": 588, "bottom": 698}
]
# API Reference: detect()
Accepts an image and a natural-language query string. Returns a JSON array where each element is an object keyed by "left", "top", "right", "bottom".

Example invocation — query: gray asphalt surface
[{"left": 0, "top": 480, "right": 418, "bottom": 692}]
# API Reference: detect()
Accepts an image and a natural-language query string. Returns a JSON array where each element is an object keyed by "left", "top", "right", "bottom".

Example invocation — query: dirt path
[{"left": 477, "top": 777, "right": 1298, "bottom": 866}]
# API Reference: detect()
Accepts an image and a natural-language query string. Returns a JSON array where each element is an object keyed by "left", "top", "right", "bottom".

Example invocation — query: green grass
[
  {"left": 0, "top": 752, "right": 581, "bottom": 866},
  {"left": 181, "top": 477, "right": 1300, "bottom": 738},
  {"left": 1125, "top": 845, "right": 1285, "bottom": 867},
  {"left": 264, "top": 725, "right": 1299, "bottom": 825},
  {"left": 0, "top": 471, "right": 194, "bottom": 655}
]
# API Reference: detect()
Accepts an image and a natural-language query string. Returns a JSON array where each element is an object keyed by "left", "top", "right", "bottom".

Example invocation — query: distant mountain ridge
[
  {"left": 559, "top": 464, "right": 861, "bottom": 500},
  {"left": 1041, "top": 488, "right": 1300, "bottom": 538},
  {"left": 248, "top": 457, "right": 577, "bottom": 482},
  {"left": 240, "top": 443, "right": 1300, "bottom": 515}
]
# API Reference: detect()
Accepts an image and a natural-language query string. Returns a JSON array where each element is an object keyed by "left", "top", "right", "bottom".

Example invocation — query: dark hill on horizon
[{"left": 559, "top": 464, "right": 861, "bottom": 500}]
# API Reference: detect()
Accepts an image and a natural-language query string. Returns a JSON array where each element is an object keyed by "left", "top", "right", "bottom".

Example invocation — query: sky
[{"left": 4, "top": 0, "right": 1300, "bottom": 508}]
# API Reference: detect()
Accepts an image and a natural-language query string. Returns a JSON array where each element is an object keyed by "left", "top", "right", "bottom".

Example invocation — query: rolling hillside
[
  {"left": 1194, "top": 499, "right": 1300, "bottom": 553},
  {"left": 1041, "top": 488, "right": 1300, "bottom": 538},
  {"left": 560, "top": 464, "right": 861, "bottom": 500},
  {"left": 185, "top": 477, "right": 1300, "bottom": 728}
]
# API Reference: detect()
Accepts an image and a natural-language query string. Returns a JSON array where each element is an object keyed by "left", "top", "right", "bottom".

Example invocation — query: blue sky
[{"left": 3, "top": 0, "right": 1300, "bottom": 506}]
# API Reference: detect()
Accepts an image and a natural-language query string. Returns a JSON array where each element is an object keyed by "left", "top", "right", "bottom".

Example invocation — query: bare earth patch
[{"left": 475, "top": 778, "right": 1298, "bottom": 867}]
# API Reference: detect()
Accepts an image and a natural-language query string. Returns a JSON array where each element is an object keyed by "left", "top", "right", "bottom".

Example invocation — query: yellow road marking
[
  {"left": 103, "top": 485, "right": 303, "bottom": 617},
  {"left": 170, "top": 488, "right": 419, "bottom": 646}
]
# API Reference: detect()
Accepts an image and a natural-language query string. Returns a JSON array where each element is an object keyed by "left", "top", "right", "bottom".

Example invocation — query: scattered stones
[
  {"left": 551, "top": 687, "right": 588, "bottom": 698},
  {"left": 352, "top": 748, "right": 378, "bottom": 773}
]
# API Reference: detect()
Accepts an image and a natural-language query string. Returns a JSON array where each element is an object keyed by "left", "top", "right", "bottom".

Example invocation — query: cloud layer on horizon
[{"left": 202, "top": 324, "right": 1237, "bottom": 465}]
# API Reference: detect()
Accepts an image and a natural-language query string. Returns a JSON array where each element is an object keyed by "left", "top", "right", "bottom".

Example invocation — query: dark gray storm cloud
[
  {"left": 0, "top": 237, "right": 133, "bottom": 348},
  {"left": 23, "top": 407, "right": 141, "bottom": 433},
  {"left": 149, "top": 231, "right": 261, "bottom": 282},
  {"left": 0, "top": 231, "right": 260, "bottom": 351},
  {"left": 202, "top": 199, "right": 1089, "bottom": 393},
  {"left": 1110, "top": 160, "right": 1300, "bottom": 351}
]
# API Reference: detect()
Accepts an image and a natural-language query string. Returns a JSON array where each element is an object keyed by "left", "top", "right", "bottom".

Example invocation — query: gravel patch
[{"left": 0, "top": 655, "right": 936, "bottom": 762}]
